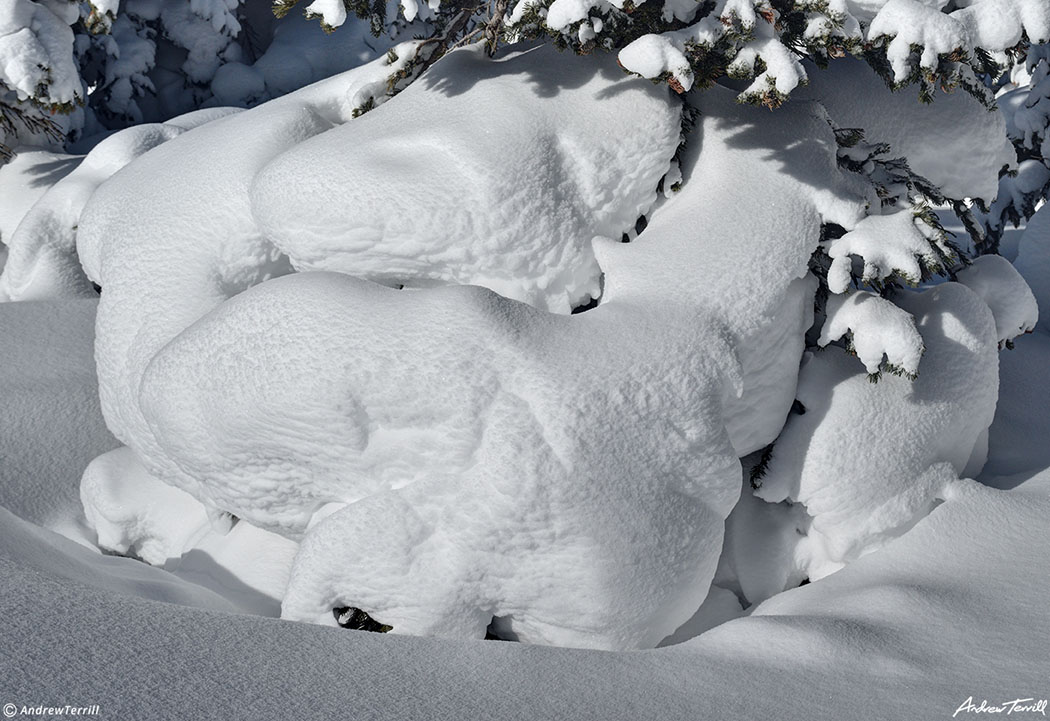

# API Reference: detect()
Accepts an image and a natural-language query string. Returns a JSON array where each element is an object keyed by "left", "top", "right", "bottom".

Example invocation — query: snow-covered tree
[
  {"left": 986, "top": 41, "right": 1050, "bottom": 249},
  {"left": 0, "top": 0, "right": 1045, "bottom": 650},
  {"left": 0, "top": 0, "right": 398, "bottom": 160}
]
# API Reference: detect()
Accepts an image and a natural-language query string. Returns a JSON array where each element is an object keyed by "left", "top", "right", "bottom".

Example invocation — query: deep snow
[
  {"left": 0, "top": 24, "right": 1048, "bottom": 718},
  {"left": 2, "top": 336, "right": 1050, "bottom": 717}
]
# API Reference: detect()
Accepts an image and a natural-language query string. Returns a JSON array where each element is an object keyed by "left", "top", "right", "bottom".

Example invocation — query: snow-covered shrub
[
  {"left": 61, "top": 33, "right": 1034, "bottom": 647},
  {"left": 2, "top": 0, "right": 1042, "bottom": 652}
]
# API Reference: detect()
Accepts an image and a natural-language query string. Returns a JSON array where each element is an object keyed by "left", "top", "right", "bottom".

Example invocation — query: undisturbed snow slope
[
  {"left": 2, "top": 453, "right": 1048, "bottom": 719},
  {"left": 0, "top": 299, "right": 117, "bottom": 534}
]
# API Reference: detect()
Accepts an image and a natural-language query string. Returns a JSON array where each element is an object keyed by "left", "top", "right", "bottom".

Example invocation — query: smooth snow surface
[
  {"left": 1014, "top": 201, "right": 1050, "bottom": 318},
  {"left": 0, "top": 506, "right": 237, "bottom": 612},
  {"left": 4, "top": 433, "right": 1049, "bottom": 719},
  {"left": 0, "top": 298, "right": 117, "bottom": 532},
  {"left": 0, "top": 148, "right": 80, "bottom": 253}
]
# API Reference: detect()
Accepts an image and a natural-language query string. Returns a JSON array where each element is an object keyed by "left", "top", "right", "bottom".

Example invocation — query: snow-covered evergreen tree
[
  {"left": 986, "top": 41, "right": 1050, "bottom": 249},
  {"left": 0, "top": 0, "right": 396, "bottom": 159},
  {"left": 0, "top": 0, "right": 1046, "bottom": 651}
]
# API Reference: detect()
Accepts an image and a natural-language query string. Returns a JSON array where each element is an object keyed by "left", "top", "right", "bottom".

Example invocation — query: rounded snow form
[
  {"left": 0, "top": 108, "right": 241, "bottom": 302},
  {"left": 72, "top": 43, "right": 1023, "bottom": 648},
  {"left": 751, "top": 283, "right": 1005, "bottom": 590}
]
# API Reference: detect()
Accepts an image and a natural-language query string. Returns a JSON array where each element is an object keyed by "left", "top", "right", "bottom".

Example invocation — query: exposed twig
[{"left": 483, "top": 0, "right": 511, "bottom": 56}]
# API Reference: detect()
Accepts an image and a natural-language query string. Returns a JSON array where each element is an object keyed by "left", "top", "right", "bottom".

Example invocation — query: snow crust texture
[
  {"left": 0, "top": 108, "right": 242, "bottom": 301},
  {"left": 251, "top": 45, "right": 680, "bottom": 313},
  {"left": 75, "top": 45, "right": 739, "bottom": 649}
]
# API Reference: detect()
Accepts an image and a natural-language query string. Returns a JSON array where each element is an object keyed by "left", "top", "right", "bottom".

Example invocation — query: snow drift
[{"left": 65, "top": 42, "right": 1030, "bottom": 649}]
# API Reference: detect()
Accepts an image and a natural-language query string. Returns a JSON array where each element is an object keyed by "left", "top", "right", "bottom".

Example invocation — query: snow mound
[
  {"left": 82, "top": 75, "right": 885, "bottom": 648},
  {"left": 251, "top": 44, "right": 681, "bottom": 314},
  {"left": 76, "top": 50, "right": 416, "bottom": 495},
  {"left": 1, "top": 109, "right": 241, "bottom": 301},
  {"left": 76, "top": 46, "right": 1012, "bottom": 650},
  {"left": 142, "top": 271, "right": 741, "bottom": 649},
  {"left": 754, "top": 283, "right": 1000, "bottom": 578},
  {"left": 955, "top": 254, "right": 1038, "bottom": 345},
  {"left": 81, "top": 447, "right": 214, "bottom": 566},
  {"left": 1013, "top": 202, "right": 1050, "bottom": 324},
  {"left": 0, "top": 147, "right": 80, "bottom": 254},
  {"left": 798, "top": 58, "right": 1014, "bottom": 201},
  {"left": 596, "top": 86, "right": 864, "bottom": 455}
]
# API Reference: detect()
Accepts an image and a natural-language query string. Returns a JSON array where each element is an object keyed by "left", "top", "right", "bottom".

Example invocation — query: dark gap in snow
[
  {"left": 484, "top": 615, "right": 519, "bottom": 642},
  {"left": 620, "top": 214, "right": 649, "bottom": 243},
  {"left": 571, "top": 296, "right": 600, "bottom": 314},
  {"left": 798, "top": 578, "right": 810, "bottom": 587},
  {"left": 100, "top": 546, "right": 146, "bottom": 564},
  {"left": 333, "top": 606, "right": 393, "bottom": 633},
  {"left": 791, "top": 399, "right": 807, "bottom": 416},
  {"left": 571, "top": 273, "right": 605, "bottom": 314},
  {"left": 92, "top": 282, "right": 102, "bottom": 295}
]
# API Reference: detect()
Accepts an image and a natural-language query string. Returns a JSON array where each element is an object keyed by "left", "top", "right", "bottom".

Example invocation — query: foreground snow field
[
  {"left": 3, "top": 5, "right": 1050, "bottom": 710},
  {"left": 1, "top": 294, "right": 1048, "bottom": 716}
]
